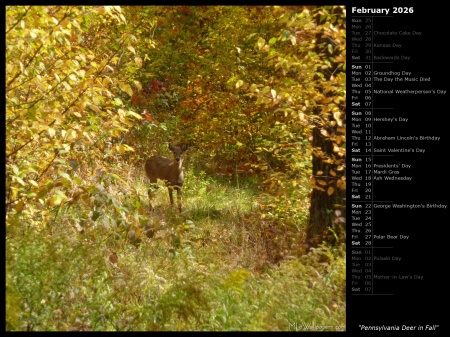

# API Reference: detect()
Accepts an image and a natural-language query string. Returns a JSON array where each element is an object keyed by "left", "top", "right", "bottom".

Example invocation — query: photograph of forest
[{"left": 6, "top": 6, "right": 346, "bottom": 331}]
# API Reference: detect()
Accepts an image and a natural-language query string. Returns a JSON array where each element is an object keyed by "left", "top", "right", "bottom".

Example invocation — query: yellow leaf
[
  {"left": 11, "top": 165, "right": 19, "bottom": 175},
  {"left": 337, "top": 179, "right": 346, "bottom": 190},
  {"left": 117, "top": 145, "right": 125, "bottom": 154},
  {"left": 51, "top": 194, "right": 64, "bottom": 206},
  {"left": 99, "top": 58, "right": 109, "bottom": 70},
  {"left": 133, "top": 80, "right": 142, "bottom": 92},
  {"left": 333, "top": 111, "right": 343, "bottom": 126},
  {"left": 313, "top": 185, "right": 325, "bottom": 192},
  {"left": 120, "top": 83, "right": 133, "bottom": 97},
  {"left": 124, "top": 144, "right": 135, "bottom": 152},
  {"left": 290, "top": 35, "right": 297, "bottom": 45},
  {"left": 261, "top": 86, "right": 270, "bottom": 94},
  {"left": 15, "top": 200, "right": 24, "bottom": 213},
  {"left": 127, "top": 46, "right": 136, "bottom": 54},
  {"left": 134, "top": 57, "right": 142, "bottom": 68},
  {"left": 271, "top": 89, "right": 277, "bottom": 99},
  {"left": 62, "top": 82, "right": 72, "bottom": 90},
  {"left": 236, "top": 80, "right": 243, "bottom": 88},
  {"left": 257, "top": 38, "right": 265, "bottom": 50},
  {"left": 320, "top": 129, "right": 329, "bottom": 137},
  {"left": 28, "top": 180, "right": 39, "bottom": 187},
  {"left": 15, "top": 177, "right": 26, "bottom": 186},
  {"left": 103, "top": 77, "right": 111, "bottom": 87},
  {"left": 236, "top": 141, "right": 243, "bottom": 147},
  {"left": 263, "top": 97, "right": 272, "bottom": 105},
  {"left": 126, "top": 110, "right": 142, "bottom": 120},
  {"left": 330, "top": 169, "right": 336, "bottom": 177},
  {"left": 69, "top": 74, "right": 77, "bottom": 82},
  {"left": 58, "top": 171, "right": 72, "bottom": 181},
  {"left": 48, "top": 127, "right": 56, "bottom": 138},
  {"left": 125, "top": 86, "right": 134, "bottom": 97},
  {"left": 69, "top": 130, "right": 78, "bottom": 140},
  {"left": 327, "top": 186, "right": 334, "bottom": 196}
]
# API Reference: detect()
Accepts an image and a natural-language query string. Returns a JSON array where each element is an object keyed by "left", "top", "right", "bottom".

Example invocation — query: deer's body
[{"left": 144, "top": 143, "right": 188, "bottom": 212}]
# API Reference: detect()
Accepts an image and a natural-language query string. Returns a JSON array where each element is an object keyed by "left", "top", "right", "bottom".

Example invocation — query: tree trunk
[
  {"left": 308, "top": 123, "right": 346, "bottom": 243},
  {"left": 308, "top": 6, "right": 346, "bottom": 244}
]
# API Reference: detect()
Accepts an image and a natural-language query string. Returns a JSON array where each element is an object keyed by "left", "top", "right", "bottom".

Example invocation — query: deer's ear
[
  {"left": 169, "top": 143, "right": 174, "bottom": 151},
  {"left": 181, "top": 143, "right": 188, "bottom": 151}
]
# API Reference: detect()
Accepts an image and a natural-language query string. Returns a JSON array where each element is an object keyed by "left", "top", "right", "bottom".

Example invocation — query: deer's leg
[
  {"left": 168, "top": 186, "right": 174, "bottom": 208},
  {"left": 148, "top": 188, "right": 154, "bottom": 212},
  {"left": 148, "top": 179, "right": 156, "bottom": 212},
  {"left": 176, "top": 187, "right": 182, "bottom": 213}
]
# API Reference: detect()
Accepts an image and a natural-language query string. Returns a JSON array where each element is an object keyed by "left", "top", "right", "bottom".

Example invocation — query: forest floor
[{"left": 7, "top": 163, "right": 346, "bottom": 331}]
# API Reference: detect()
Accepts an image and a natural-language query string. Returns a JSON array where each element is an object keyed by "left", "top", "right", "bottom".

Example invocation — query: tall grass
[{"left": 6, "top": 164, "right": 345, "bottom": 331}]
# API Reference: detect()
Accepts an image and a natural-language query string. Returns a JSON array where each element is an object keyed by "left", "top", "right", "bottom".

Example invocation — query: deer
[{"left": 144, "top": 142, "right": 188, "bottom": 213}]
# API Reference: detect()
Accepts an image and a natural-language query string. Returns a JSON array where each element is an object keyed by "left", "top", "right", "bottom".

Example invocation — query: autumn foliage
[{"left": 6, "top": 6, "right": 345, "bottom": 331}]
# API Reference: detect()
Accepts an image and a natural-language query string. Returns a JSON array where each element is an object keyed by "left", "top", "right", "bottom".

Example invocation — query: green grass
[{"left": 6, "top": 164, "right": 346, "bottom": 331}]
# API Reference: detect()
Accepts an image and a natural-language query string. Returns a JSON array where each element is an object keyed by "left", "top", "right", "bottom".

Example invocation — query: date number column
[{"left": 350, "top": 15, "right": 374, "bottom": 295}]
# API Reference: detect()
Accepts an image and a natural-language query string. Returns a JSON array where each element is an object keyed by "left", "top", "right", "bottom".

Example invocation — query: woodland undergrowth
[{"left": 7, "top": 159, "right": 345, "bottom": 331}]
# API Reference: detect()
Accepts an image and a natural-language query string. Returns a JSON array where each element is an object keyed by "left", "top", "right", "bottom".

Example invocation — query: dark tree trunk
[
  {"left": 307, "top": 6, "right": 346, "bottom": 244},
  {"left": 308, "top": 123, "right": 346, "bottom": 242}
]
